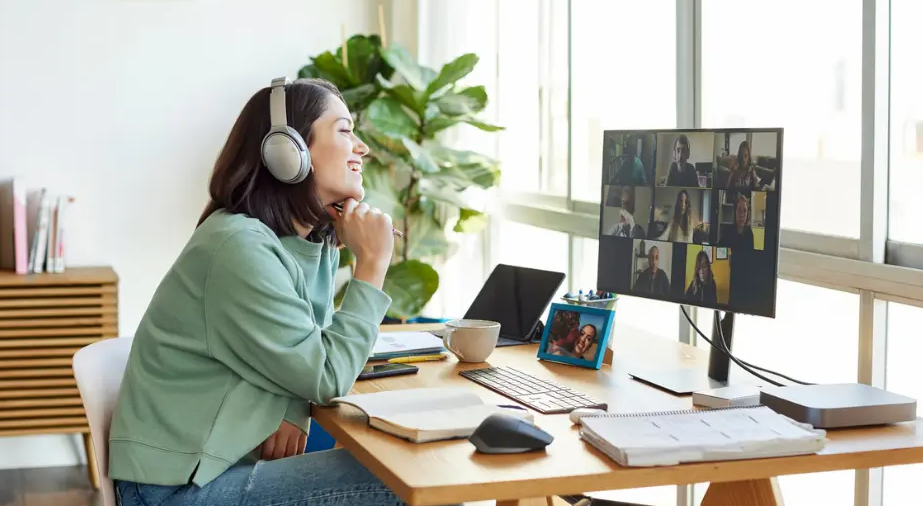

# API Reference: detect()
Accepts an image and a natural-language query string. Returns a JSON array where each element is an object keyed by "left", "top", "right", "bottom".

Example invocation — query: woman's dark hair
[
  {"left": 198, "top": 78, "right": 345, "bottom": 242},
  {"left": 736, "top": 140, "right": 751, "bottom": 169}
]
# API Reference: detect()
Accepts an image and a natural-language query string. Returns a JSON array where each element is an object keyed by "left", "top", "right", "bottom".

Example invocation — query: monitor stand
[{"left": 628, "top": 311, "right": 747, "bottom": 395}]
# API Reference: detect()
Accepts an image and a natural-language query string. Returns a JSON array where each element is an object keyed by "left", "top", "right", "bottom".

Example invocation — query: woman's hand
[
  {"left": 330, "top": 199, "right": 394, "bottom": 288},
  {"left": 259, "top": 420, "right": 307, "bottom": 461}
]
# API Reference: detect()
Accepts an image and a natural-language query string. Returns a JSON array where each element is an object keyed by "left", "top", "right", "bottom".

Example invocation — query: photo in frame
[{"left": 537, "top": 303, "right": 615, "bottom": 370}]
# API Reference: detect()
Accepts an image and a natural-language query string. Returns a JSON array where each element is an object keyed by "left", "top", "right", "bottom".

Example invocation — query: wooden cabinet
[{"left": 0, "top": 266, "right": 118, "bottom": 487}]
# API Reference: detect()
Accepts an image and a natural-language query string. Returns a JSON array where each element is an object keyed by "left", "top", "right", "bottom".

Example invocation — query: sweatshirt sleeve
[{"left": 203, "top": 230, "right": 391, "bottom": 405}]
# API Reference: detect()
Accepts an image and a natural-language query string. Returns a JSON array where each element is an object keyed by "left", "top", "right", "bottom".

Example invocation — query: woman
[
  {"left": 685, "top": 250, "right": 718, "bottom": 304},
  {"left": 656, "top": 190, "right": 706, "bottom": 243},
  {"left": 108, "top": 77, "right": 420, "bottom": 505},
  {"left": 665, "top": 134, "right": 701, "bottom": 187},
  {"left": 728, "top": 140, "right": 760, "bottom": 190},
  {"left": 723, "top": 193, "right": 755, "bottom": 250}
]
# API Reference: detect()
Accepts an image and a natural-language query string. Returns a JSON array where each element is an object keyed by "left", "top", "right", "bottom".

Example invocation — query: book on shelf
[
  {"left": 579, "top": 405, "right": 827, "bottom": 467},
  {"left": 0, "top": 178, "right": 73, "bottom": 274}
]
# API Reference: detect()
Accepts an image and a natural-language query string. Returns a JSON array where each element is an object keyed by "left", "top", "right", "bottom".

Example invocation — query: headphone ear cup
[{"left": 261, "top": 125, "right": 310, "bottom": 184}]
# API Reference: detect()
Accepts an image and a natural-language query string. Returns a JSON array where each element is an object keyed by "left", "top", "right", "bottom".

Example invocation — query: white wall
[{"left": 0, "top": 0, "right": 380, "bottom": 470}]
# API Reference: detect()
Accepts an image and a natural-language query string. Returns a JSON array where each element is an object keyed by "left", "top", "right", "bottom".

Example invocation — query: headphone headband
[{"left": 269, "top": 77, "right": 289, "bottom": 129}]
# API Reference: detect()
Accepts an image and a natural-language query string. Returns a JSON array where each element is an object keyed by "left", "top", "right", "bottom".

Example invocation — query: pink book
[{"left": 12, "top": 180, "right": 27, "bottom": 274}]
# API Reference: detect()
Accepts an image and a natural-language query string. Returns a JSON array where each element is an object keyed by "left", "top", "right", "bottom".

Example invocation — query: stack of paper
[
  {"left": 370, "top": 331, "right": 446, "bottom": 360},
  {"left": 579, "top": 405, "right": 827, "bottom": 467}
]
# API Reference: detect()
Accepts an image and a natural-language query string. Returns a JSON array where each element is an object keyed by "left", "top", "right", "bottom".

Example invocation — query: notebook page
[{"left": 332, "top": 387, "right": 485, "bottom": 418}]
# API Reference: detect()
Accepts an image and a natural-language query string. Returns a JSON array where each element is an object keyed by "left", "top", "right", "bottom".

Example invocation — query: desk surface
[{"left": 313, "top": 325, "right": 923, "bottom": 506}]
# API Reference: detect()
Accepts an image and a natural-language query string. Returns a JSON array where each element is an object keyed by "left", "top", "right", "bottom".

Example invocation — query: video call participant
[
  {"left": 656, "top": 190, "right": 707, "bottom": 243},
  {"left": 634, "top": 245, "right": 671, "bottom": 295},
  {"left": 686, "top": 250, "right": 718, "bottom": 304},
  {"left": 723, "top": 193, "right": 755, "bottom": 250},
  {"left": 727, "top": 140, "right": 761, "bottom": 190},
  {"left": 665, "top": 134, "right": 701, "bottom": 187},
  {"left": 606, "top": 186, "right": 646, "bottom": 238},
  {"left": 609, "top": 140, "right": 648, "bottom": 185}
]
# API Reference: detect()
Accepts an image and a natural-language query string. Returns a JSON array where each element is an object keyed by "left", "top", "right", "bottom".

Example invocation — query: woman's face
[
  {"left": 742, "top": 147, "right": 751, "bottom": 166},
  {"left": 735, "top": 199, "right": 749, "bottom": 227},
  {"left": 698, "top": 259, "right": 708, "bottom": 281},
  {"left": 306, "top": 96, "right": 370, "bottom": 206},
  {"left": 574, "top": 325, "right": 595, "bottom": 355},
  {"left": 679, "top": 192, "right": 688, "bottom": 213}
]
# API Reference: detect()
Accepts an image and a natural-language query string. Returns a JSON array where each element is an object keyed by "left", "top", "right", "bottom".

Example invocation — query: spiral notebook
[{"left": 579, "top": 405, "right": 827, "bottom": 467}]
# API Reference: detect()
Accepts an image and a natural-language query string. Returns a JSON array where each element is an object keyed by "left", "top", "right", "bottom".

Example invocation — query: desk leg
[{"left": 701, "top": 478, "right": 783, "bottom": 506}]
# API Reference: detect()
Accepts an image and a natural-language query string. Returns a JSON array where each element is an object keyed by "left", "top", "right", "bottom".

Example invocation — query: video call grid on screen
[{"left": 597, "top": 128, "right": 783, "bottom": 318}]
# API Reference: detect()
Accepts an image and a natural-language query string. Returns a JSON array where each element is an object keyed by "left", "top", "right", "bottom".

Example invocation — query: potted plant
[{"left": 299, "top": 34, "right": 503, "bottom": 321}]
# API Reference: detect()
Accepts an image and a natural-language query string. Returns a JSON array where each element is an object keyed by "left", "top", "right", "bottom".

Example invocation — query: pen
[
  {"left": 331, "top": 203, "right": 404, "bottom": 238},
  {"left": 387, "top": 354, "right": 447, "bottom": 364}
]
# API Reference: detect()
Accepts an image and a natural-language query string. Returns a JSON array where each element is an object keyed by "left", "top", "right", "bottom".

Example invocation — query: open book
[
  {"left": 579, "top": 405, "right": 827, "bottom": 467},
  {"left": 331, "top": 387, "right": 534, "bottom": 443}
]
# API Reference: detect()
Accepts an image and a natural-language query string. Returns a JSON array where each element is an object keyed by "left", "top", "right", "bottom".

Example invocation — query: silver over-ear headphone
[{"left": 260, "top": 77, "right": 311, "bottom": 184}]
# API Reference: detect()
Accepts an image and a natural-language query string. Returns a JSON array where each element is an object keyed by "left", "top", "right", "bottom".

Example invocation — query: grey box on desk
[{"left": 759, "top": 383, "right": 918, "bottom": 429}]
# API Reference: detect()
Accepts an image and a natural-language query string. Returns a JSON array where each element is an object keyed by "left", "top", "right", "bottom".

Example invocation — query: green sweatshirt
[{"left": 108, "top": 210, "right": 391, "bottom": 486}]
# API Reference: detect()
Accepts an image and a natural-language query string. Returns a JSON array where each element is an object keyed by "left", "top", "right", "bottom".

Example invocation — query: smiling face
[
  {"left": 307, "top": 96, "right": 369, "bottom": 206},
  {"left": 574, "top": 324, "right": 596, "bottom": 356}
]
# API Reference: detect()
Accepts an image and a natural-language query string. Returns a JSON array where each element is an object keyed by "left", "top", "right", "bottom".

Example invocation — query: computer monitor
[{"left": 597, "top": 128, "right": 783, "bottom": 395}]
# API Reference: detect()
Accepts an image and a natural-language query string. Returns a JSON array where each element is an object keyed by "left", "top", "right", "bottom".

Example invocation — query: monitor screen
[{"left": 597, "top": 128, "right": 782, "bottom": 318}]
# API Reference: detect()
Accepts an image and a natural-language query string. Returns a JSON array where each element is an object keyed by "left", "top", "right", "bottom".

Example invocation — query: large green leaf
[
  {"left": 380, "top": 44, "right": 437, "bottom": 91},
  {"left": 422, "top": 146, "right": 501, "bottom": 189},
  {"left": 417, "top": 181, "right": 469, "bottom": 209},
  {"left": 309, "top": 52, "right": 356, "bottom": 88},
  {"left": 335, "top": 34, "right": 385, "bottom": 84},
  {"left": 357, "top": 124, "right": 409, "bottom": 161},
  {"left": 382, "top": 260, "right": 439, "bottom": 320},
  {"left": 297, "top": 64, "right": 320, "bottom": 79},
  {"left": 366, "top": 97, "right": 419, "bottom": 139},
  {"left": 401, "top": 210, "right": 449, "bottom": 260},
  {"left": 340, "top": 83, "right": 379, "bottom": 113},
  {"left": 454, "top": 209, "right": 489, "bottom": 233},
  {"left": 400, "top": 137, "right": 440, "bottom": 174},
  {"left": 457, "top": 86, "right": 488, "bottom": 112},
  {"left": 461, "top": 117, "right": 504, "bottom": 132},
  {"left": 361, "top": 162, "right": 404, "bottom": 219},
  {"left": 376, "top": 75, "right": 424, "bottom": 118},
  {"left": 424, "top": 53, "right": 479, "bottom": 98}
]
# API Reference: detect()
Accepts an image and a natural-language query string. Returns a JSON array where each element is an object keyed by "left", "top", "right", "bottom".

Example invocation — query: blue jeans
[{"left": 115, "top": 448, "right": 434, "bottom": 506}]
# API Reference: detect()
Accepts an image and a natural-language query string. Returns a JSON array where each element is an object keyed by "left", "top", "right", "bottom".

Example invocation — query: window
[
  {"left": 497, "top": 0, "right": 568, "bottom": 195},
  {"left": 570, "top": 0, "right": 677, "bottom": 202},
  {"left": 496, "top": 221, "right": 570, "bottom": 320},
  {"left": 888, "top": 0, "right": 923, "bottom": 243},
  {"left": 883, "top": 301, "right": 923, "bottom": 504},
  {"left": 695, "top": 280, "right": 858, "bottom": 506},
  {"left": 700, "top": 0, "right": 863, "bottom": 238}
]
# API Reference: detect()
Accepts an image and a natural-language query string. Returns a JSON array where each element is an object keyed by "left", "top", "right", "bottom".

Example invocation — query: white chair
[{"left": 73, "top": 336, "right": 134, "bottom": 506}]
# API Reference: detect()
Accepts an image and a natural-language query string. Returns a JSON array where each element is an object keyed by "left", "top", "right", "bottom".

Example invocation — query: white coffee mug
[{"left": 443, "top": 319, "right": 500, "bottom": 363}]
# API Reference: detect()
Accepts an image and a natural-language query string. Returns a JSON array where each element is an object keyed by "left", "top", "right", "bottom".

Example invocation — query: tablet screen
[{"left": 463, "top": 264, "right": 566, "bottom": 342}]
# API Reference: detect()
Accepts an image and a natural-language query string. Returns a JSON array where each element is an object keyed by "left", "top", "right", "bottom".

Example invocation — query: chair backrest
[{"left": 73, "top": 336, "right": 134, "bottom": 506}]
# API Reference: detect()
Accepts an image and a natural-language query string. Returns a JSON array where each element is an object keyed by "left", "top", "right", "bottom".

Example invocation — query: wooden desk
[{"left": 313, "top": 325, "right": 923, "bottom": 506}]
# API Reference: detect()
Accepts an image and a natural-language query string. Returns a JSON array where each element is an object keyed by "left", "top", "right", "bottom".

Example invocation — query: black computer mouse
[{"left": 468, "top": 413, "right": 554, "bottom": 454}]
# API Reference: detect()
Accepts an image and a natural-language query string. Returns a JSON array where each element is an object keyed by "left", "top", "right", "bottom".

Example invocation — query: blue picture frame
[{"left": 537, "top": 303, "right": 615, "bottom": 370}]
